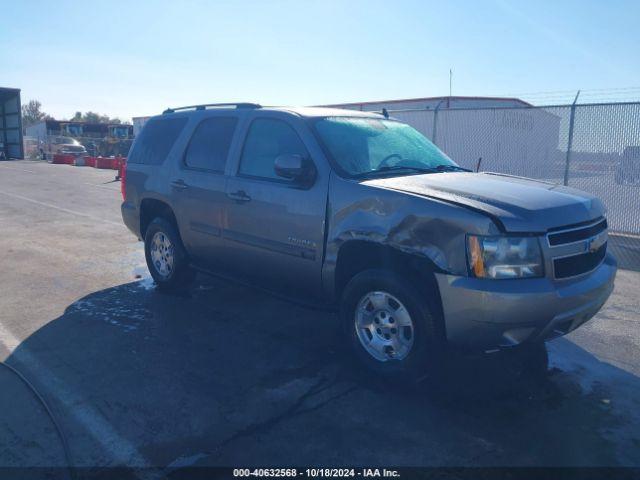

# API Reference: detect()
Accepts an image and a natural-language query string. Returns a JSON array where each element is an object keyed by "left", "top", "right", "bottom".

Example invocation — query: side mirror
[{"left": 274, "top": 154, "right": 316, "bottom": 185}]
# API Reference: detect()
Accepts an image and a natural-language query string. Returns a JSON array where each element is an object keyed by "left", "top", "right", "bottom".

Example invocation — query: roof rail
[{"left": 163, "top": 103, "right": 261, "bottom": 114}]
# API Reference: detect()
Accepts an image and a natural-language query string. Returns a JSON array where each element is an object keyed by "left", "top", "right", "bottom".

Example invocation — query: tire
[
  {"left": 340, "top": 269, "right": 443, "bottom": 383},
  {"left": 144, "top": 217, "right": 195, "bottom": 291}
]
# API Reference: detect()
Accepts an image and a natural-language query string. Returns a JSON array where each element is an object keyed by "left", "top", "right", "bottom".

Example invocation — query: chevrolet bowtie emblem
[{"left": 586, "top": 232, "right": 607, "bottom": 253}]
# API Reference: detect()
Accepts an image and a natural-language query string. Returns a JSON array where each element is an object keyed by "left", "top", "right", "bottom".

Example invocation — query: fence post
[
  {"left": 563, "top": 90, "right": 580, "bottom": 186},
  {"left": 431, "top": 100, "right": 445, "bottom": 145}
]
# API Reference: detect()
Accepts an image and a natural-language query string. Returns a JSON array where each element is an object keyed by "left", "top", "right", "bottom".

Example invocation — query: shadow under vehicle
[{"left": 1, "top": 277, "right": 639, "bottom": 474}]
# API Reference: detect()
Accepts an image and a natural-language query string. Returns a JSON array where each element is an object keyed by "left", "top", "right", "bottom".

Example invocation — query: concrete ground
[{"left": 0, "top": 160, "right": 639, "bottom": 475}]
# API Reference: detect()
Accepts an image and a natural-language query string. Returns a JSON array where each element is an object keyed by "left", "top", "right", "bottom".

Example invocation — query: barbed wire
[{"left": 498, "top": 86, "right": 640, "bottom": 106}]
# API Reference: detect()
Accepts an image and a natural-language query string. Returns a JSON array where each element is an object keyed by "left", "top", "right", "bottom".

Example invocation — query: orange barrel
[{"left": 95, "top": 157, "right": 112, "bottom": 169}]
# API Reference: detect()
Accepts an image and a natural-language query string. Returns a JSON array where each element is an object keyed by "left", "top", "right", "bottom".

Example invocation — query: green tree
[
  {"left": 21, "top": 100, "right": 52, "bottom": 129},
  {"left": 70, "top": 111, "right": 122, "bottom": 124}
]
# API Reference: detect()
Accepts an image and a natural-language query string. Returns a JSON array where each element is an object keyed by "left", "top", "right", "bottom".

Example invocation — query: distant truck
[
  {"left": 39, "top": 136, "right": 87, "bottom": 159},
  {"left": 616, "top": 146, "right": 640, "bottom": 185}
]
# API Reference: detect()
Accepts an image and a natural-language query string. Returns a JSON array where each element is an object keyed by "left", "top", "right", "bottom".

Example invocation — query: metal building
[
  {"left": 323, "top": 95, "right": 532, "bottom": 112},
  {"left": 0, "top": 87, "right": 23, "bottom": 159}
]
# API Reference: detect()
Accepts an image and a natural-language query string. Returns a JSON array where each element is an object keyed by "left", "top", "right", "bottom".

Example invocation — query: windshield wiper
[
  {"left": 434, "top": 164, "right": 471, "bottom": 172},
  {"left": 370, "top": 165, "right": 437, "bottom": 175},
  {"left": 358, "top": 164, "right": 470, "bottom": 178}
]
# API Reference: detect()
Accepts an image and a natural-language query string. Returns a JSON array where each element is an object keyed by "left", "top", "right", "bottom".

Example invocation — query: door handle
[
  {"left": 171, "top": 179, "right": 189, "bottom": 190},
  {"left": 227, "top": 190, "right": 251, "bottom": 203}
]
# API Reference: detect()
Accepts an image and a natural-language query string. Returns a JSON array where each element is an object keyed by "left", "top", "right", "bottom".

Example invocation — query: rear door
[
  {"left": 171, "top": 114, "right": 239, "bottom": 267},
  {"left": 222, "top": 114, "right": 329, "bottom": 298}
]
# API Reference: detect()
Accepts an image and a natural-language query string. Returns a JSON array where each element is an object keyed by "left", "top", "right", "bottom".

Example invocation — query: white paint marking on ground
[
  {"left": 0, "top": 190, "right": 122, "bottom": 226},
  {"left": 0, "top": 321, "right": 152, "bottom": 470},
  {"left": 0, "top": 165, "right": 36, "bottom": 173}
]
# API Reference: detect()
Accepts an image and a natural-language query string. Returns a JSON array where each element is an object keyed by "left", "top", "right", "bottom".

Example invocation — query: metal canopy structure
[{"left": 0, "top": 87, "right": 23, "bottom": 159}]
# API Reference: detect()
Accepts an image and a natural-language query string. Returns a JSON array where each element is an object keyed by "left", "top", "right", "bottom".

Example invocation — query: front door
[
  {"left": 223, "top": 116, "right": 328, "bottom": 299},
  {"left": 171, "top": 115, "right": 238, "bottom": 268}
]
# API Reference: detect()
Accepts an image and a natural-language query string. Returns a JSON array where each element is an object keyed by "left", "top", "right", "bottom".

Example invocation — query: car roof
[
  {"left": 268, "top": 106, "right": 385, "bottom": 118},
  {"left": 157, "top": 104, "right": 385, "bottom": 120}
]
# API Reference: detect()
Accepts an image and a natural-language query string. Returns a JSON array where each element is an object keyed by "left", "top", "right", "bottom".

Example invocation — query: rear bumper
[
  {"left": 121, "top": 201, "right": 141, "bottom": 239},
  {"left": 435, "top": 252, "right": 617, "bottom": 351}
]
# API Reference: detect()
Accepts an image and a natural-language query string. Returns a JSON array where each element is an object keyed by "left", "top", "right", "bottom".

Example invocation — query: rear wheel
[
  {"left": 144, "top": 217, "right": 195, "bottom": 291},
  {"left": 341, "top": 269, "right": 443, "bottom": 383}
]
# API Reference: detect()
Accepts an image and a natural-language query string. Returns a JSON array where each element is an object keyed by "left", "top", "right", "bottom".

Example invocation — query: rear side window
[
  {"left": 184, "top": 117, "right": 238, "bottom": 172},
  {"left": 239, "top": 118, "right": 308, "bottom": 181},
  {"left": 129, "top": 117, "right": 187, "bottom": 165}
]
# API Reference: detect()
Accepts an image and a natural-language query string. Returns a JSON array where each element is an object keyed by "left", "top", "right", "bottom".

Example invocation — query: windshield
[
  {"left": 112, "top": 127, "right": 129, "bottom": 138},
  {"left": 314, "top": 117, "right": 458, "bottom": 177}
]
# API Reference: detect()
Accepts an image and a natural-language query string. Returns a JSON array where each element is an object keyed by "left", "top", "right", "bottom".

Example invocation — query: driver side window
[{"left": 239, "top": 118, "right": 308, "bottom": 181}]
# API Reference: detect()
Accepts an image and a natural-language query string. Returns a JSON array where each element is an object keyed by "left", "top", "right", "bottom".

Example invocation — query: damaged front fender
[{"left": 322, "top": 174, "right": 500, "bottom": 300}]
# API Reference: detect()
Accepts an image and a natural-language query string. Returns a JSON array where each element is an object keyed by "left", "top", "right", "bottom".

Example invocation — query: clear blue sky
[{"left": 2, "top": 0, "right": 639, "bottom": 122}]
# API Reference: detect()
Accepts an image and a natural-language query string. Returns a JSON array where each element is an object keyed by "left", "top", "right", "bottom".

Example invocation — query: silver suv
[{"left": 121, "top": 103, "right": 616, "bottom": 380}]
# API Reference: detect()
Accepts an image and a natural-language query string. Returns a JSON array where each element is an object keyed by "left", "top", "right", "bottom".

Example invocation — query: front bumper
[{"left": 435, "top": 252, "right": 617, "bottom": 351}]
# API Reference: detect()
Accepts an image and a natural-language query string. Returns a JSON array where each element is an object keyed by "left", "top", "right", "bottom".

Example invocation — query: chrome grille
[
  {"left": 554, "top": 243, "right": 607, "bottom": 279},
  {"left": 547, "top": 218, "right": 608, "bottom": 279},
  {"left": 548, "top": 219, "right": 607, "bottom": 246}
]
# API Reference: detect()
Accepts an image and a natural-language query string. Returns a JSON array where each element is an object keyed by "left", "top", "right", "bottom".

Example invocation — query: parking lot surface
[{"left": 1, "top": 160, "right": 639, "bottom": 474}]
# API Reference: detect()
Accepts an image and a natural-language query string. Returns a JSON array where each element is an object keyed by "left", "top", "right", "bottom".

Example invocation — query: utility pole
[
  {"left": 432, "top": 99, "right": 445, "bottom": 146},
  {"left": 563, "top": 90, "right": 581, "bottom": 186},
  {"left": 448, "top": 69, "right": 452, "bottom": 108}
]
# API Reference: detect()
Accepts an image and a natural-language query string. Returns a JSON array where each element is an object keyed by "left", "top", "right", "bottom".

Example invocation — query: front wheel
[
  {"left": 340, "top": 269, "right": 443, "bottom": 382},
  {"left": 144, "top": 217, "right": 195, "bottom": 291}
]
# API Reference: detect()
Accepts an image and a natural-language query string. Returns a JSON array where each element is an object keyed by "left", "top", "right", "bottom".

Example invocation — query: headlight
[{"left": 467, "top": 235, "right": 543, "bottom": 279}]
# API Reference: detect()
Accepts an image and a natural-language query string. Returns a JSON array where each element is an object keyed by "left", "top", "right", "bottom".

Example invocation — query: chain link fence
[{"left": 389, "top": 102, "right": 640, "bottom": 270}]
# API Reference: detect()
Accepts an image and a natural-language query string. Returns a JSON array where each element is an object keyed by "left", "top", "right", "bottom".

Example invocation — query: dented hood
[{"left": 363, "top": 172, "right": 605, "bottom": 232}]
